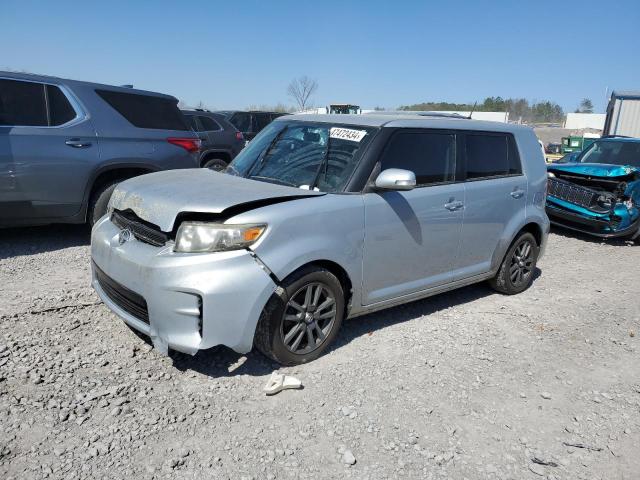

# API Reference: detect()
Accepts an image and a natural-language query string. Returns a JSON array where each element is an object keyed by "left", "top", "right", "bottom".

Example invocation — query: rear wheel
[
  {"left": 254, "top": 266, "right": 344, "bottom": 365},
  {"left": 203, "top": 157, "right": 228, "bottom": 171},
  {"left": 489, "top": 232, "right": 539, "bottom": 295},
  {"left": 88, "top": 180, "right": 119, "bottom": 226}
]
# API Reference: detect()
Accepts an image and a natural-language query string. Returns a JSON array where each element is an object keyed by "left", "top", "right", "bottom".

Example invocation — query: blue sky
[{"left": 2, "top": 0, "right": 639, "bottom": 112}]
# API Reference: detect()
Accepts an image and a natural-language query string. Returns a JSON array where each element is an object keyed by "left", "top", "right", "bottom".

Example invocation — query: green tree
[{"left": 577, "top": 98, "right": 594, "bottom": 113}]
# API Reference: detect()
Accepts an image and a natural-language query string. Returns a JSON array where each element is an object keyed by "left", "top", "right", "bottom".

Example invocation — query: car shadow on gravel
[
  {"left": 0, "top": 224, "right": 90, "bottom": 260},
  {"left": 169, "top": 268, "right": 541, "bottom": 378}
]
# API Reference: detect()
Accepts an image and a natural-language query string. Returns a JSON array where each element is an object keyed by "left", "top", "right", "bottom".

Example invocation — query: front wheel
[
  {"left": 254, "top": 266, "right": 344, "bottom": 365},
  {"left": 88, "top": 180, "right": 119, "bottom": 226},
  {"left": 489, "top": 232, "right": 539, "bottom": 295}
]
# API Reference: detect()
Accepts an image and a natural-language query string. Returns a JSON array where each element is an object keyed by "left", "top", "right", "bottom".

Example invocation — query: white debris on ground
[{"left": 0, "top": 225, "right": 639, "bottom": 479}]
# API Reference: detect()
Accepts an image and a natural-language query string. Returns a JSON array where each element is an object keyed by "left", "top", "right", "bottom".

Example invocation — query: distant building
[
  {"left": 564, "top": 113, "right": 605, "bottom": 130},
  {"left": 603, "top": 90, "right": 640, "bottom": 137}
]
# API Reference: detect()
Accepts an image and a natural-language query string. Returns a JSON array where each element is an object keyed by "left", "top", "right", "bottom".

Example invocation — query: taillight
[
  {"left": 235, "top": 131, "right": 244, "bottom": 141},
  {"left": 167, "top": 137, "right": 201, "bottom": 153}
]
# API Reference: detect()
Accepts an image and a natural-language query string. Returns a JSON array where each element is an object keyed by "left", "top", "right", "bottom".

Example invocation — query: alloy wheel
[
  {"left": 509, "top": 239, "right": 534, "bottom": 287},
  {"left": 280, "top": 282, "right": 337, "bottom": 355}
]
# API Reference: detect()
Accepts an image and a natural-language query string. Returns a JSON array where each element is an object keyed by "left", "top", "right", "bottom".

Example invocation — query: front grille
[
  {"left": 94, "top": 263, "right": 149, "bottom": 324},
  {"left": 547, "top": 177, "right": 599, "bottom": 210},
  {"left": 111, "top": 210, "right": 168, "bottom": 247}
]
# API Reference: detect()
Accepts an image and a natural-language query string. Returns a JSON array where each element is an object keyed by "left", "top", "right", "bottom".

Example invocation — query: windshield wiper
[
  {"left": 310, "top": 134, "right": 331, "bottom": 190},
  {"left": 246, "top": 125, "right": 288, "bottom": 179},
  {"left": 248, "top": 176, "right": 298, "bottom": 187}
]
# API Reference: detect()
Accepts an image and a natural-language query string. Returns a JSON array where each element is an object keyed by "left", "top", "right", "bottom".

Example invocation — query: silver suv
[{"left": 91, "top": 114, "right": 549, "bottom": 365}]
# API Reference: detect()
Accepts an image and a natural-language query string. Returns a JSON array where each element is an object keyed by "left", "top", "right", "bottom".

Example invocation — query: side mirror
[{"left": 374, "top": 168, "right": 416, "bottom": 191}]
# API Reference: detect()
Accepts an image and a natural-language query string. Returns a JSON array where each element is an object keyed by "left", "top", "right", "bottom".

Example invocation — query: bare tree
[{"left": 287, "top": 76, "right": 318, "bottom": 112}]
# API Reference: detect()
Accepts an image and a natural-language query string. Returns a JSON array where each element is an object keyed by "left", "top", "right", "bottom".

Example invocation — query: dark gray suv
[
  {"left": 0, "top": 72, "right": 200, "bottom": 227},
  {"left": 181, "top": 110, "right": 245, "bottom": 171}
]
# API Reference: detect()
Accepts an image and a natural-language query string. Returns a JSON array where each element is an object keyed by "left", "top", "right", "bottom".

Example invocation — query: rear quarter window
[
  {"left": 465, "top": 133, "right": 521, "bottom": 179},
  {"left": 47, "top": 85, "right": 76, "bottom": 126},
  {"left": 96, "top": 89, "right": 188, "bottom": 130},
  {"left": 230, "top": 112, "right": 251, "bottom": 132},
  {"left": 198, "top": 116, "right": 221, "bottom": 131}
]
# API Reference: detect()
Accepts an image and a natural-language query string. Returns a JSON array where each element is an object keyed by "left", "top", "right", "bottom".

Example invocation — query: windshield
[
  {"left": 579, "top": 141, "right": 640, "bottom": 167},
  {"left": 226, "top": 121, "right": 377, "bottom": 192}
]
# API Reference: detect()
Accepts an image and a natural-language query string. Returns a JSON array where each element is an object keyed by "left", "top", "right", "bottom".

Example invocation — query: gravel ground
[{"left": 1, "top": 225, "right": 639, "bottom": 480}]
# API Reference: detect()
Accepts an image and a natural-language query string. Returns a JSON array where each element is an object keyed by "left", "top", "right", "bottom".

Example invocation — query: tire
[
  {"left": 88, "top": 180, "right": 119, "bottom": 226},
  {"left": 203, "top": 157, "right": 228, "bottom": 171},
  {"left": 254, "top": 266, "right": 345, "bottom": 366},
  {"left": 489, "top": 232, "right": 539, "bottom": 295}
]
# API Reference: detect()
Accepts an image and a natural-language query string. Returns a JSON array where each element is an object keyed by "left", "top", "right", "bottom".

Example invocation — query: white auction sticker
[{"left": 329, "top": 127, "right": 367, "bottom": 142}]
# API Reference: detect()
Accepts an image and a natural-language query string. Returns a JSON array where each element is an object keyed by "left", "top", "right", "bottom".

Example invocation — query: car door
[
  {"left": 453, "top": 132, "right": 525, "bottom": 280},
  {"left": 0, "top": 78, "right": 97, "bottom": 221},
  {"left": 362, "top": 129, "right": 465, "bottom": 305}
]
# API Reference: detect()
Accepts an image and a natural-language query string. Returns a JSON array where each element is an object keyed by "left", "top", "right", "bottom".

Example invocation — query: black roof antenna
[{"left": 467, "top": 101, "right": 477, "bottom": 119}]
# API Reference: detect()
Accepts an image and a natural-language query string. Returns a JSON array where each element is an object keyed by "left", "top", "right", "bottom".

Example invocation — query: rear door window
[
  {"left": 0, "top": 79, "right": 48, "bottom": 126},
  {"left": 96, "top": 89, "right": 188, "bottom": 130},
  {"left": 379, "top": 131, "right": 456, "bottom": 185},
  {"left": 198, "top": 116, "right": 221, "bottom": 132},
  {"left": 465, "top": 133, "right": 521, "bottom": 179}
]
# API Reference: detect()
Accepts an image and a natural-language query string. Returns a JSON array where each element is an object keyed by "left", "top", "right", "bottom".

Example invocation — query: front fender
[{"left": 230, "top": 194, "right": 365, "bottom": 304}]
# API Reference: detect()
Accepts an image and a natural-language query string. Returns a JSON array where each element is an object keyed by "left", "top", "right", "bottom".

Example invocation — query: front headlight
[{"left": 174, "top": 222, "right": 266, "bottom": 253}]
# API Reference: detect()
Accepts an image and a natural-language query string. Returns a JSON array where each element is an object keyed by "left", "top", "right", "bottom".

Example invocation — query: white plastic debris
[{"left": 263, "top": 372, "right": 302, "bottom": 396}]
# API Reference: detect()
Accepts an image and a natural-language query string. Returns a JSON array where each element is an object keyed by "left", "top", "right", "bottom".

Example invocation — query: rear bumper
[
  {"left": 546, "top": 203, "right": 640, "bottom": 238},
  {"left": 91, "top": 216, "right": 277, "bottom": 355}
]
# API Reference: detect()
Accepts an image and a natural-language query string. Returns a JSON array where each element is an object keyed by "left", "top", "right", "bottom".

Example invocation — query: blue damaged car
[{"left": 546, "top": 137, "right": 640, "bottom": 240}]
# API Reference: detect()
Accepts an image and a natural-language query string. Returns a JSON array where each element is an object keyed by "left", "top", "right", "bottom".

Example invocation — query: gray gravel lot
[{"left": 1, "top": 225, "right": 639, "bottom": 479}]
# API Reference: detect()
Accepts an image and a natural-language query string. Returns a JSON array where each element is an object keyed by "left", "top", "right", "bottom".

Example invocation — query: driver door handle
[
  {"left": 510, "top": 188, "right": 525, "bottom": 199},
  {"left": 444, "top": 200, "right": 464, "bottom": 211},
  {"left": 65, "top": 138, "right": 92, "bottom": 148}
]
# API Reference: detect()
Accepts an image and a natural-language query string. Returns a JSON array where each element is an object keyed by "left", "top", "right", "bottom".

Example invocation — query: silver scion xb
[{"left": 91, "top": 114, "right": 549, "bottom": 365}]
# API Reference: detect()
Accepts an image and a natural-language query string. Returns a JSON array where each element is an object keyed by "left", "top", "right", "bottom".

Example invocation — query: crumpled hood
[
  {"left": 547, "top": 162, "right": 639, "bottom": 178},
  {"left": 109, "top": 169, "right": 325, "bottom": 231}
]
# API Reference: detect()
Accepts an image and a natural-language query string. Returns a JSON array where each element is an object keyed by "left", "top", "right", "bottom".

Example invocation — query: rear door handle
[
  {"left": 510, "top": 189, "right": 525, "bottom": 199},
  {"left": 65, "top": 138, "right": 92, "bottom": 148},
  {"left": 444, "top": 200, "right": 464, "bottom": 211}
]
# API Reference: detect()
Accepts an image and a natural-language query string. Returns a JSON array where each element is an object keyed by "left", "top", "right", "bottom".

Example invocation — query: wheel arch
[
  {"left": 83, "top": 165, "right": 157, "bottom": 221},
  {"left": 278, "top": 259, "right": 354, "bottom": 319},
  {"left": 491, "top": 219, "right": 546, "bottom": 273},
  {"left": 518, "top": 221, "right": 544, "bottom": 246}
]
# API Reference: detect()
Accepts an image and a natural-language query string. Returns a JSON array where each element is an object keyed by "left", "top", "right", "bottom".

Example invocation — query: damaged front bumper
[
  {"left": 546, "top": 198, "right": 640, "bottom": 238},
  {"left": 91, "top": 216, "right": 277, "bottom": 355}
]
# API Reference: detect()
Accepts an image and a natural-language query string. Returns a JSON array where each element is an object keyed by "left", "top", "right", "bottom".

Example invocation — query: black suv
[
  {"left": 216, "top": 111, "right": 287, "bottom": 142},
  {"left": 181, "top": 110, "right": 245, "bottom": 171},
  {"left": 0, "top": 71, "right": 200, "bottom": 227}
]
